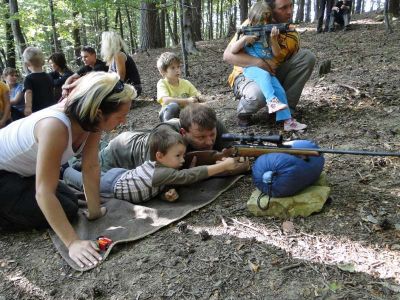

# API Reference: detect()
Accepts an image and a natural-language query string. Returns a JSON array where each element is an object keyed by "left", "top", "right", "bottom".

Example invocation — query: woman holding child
[{"left": 0, "top": 72, "right": 136, "bottom": 268}]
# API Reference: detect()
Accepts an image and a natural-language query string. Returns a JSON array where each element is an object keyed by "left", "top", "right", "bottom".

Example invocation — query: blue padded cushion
[{"left": 252, "top": 140, "right": 325, "bottom": 197}]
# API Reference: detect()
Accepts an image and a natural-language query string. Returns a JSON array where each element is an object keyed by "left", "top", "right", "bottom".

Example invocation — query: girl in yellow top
[
  {"left": 0, "top": 81, "right": 11, "bottom": 128},
  {"left": 156, "top": 52, "right": 201, "bottom": 122}
]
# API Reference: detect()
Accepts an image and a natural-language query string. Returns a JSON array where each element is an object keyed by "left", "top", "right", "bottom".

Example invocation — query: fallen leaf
[
  {"left": 337, "top": 263, "right": 356, "bottom": 273},
  {"left": 282, "top": 221, "right": 295, "bottom": 234},
  {"left": 248, "top": 260, "right": 260, "bottom": 272},
  {"left": 379, "top": 282, "right": 400, "bottom": 293},
  {"left": 362, "top": 215, "right": 379, "bottom": 224}
]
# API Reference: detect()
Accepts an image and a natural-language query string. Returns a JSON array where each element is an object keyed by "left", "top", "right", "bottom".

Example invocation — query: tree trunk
[
  {"left": 125, "top": 6, "right": 136, "bottom": 51},
  {"left": 81, "top": 12, "right": 88, "bottom": 46},
  {"left": 182, "top": 0, "right": 198, "bottom": 54},
  {"left": 179, "top": 0, "right": 189, "bottom": 76},
  {"left": 295, "top": 0, "right": 305, "bottom": 22},
  {"left": 219, "top": 0, "right": 223, "bottom": 38},
  {"left": 104, "top": 8, "right": 109, "bottom": 31},
  {"left": 384, "top": 0, "right": 393, "bottom": 32},
  {"left": 4, "top": 0, "right": 16, "bottom": 68},
  {"left": 239, "top": 0, "right": 248, "bottom": 23},
  {"left": 192, "top": 0, "right": 202, "bottom": 41},
  {"left": 158, "top": 0, "right": 166, "bottom": 48},
  {"left": 173, "top": 0, "right": 178, "bottom": 43},
  {"left": 389, "top": 0, "right": 400, "bottom": 16},
  {"left": 72, "top": 11, "right": 81, "bottom": 65},
  {"left": 49, "top": 0, "right": 61, "bottom": 53},
  {"left": 166, "top": 10, "right": 179, "bottom": 45},
  {"left": 9, "top": 0, "right": 26, "bottom": 57},
  {"left": 140, "top": 1, "right": 157, "bottom": 49},
  {"left": 305, "top": 0, "right": 311, "bottom": 22},
  {"left": 207, "top": 0, "right": 213, "bottom": 39},
  {"left": 227, "top": 0, "right": 237, "bottom": 37}
]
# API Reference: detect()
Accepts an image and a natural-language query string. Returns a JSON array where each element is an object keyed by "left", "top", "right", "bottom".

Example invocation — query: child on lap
[
  {"left": 230, "top": 2, "right": 306, "bottom": 132},
  {"left": 63, "top": 128, "right": 237, "bottom": 203},
  {"left": 156, "top": 52, "right": 201, "bottom": 122}
]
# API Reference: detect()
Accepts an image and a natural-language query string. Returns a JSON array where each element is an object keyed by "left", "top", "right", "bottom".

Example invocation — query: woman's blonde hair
[
  {"left": 101, "top": 31, "right": 129, "bottom": 65},
  {"left": 248, "top": 1, "right": 273, "bottom": 25},
  {"left": 65, "top": 72, "right": 136, "bottom": 131}
]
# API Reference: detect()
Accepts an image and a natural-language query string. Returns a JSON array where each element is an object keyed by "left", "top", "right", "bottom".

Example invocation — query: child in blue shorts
[{"left": 230, "top": 1, "right": 307, "bottom": 131}]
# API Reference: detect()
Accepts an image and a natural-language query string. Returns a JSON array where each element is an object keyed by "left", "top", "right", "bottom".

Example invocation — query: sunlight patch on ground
[
  {"left": 187, "top": 220, "right": 400, "bottom": 282},
  {"left": 2, "top": 270, "right": 48, "bottom": 298}
]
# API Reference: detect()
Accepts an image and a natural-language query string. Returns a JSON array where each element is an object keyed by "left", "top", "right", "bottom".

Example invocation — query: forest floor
[{"left": 1, "top": 12, "right": 400, "bottom": 300}]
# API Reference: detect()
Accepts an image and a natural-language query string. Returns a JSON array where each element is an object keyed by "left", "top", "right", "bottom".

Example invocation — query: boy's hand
[
  {"left": 188, "top": 96, "right": 199, "bottom": 104},
  {"left": 216, "top": 157, "right": 237, "bottom": 171},
  {"left": 164, "top": 189, "right": 179, "bottom": 202}
]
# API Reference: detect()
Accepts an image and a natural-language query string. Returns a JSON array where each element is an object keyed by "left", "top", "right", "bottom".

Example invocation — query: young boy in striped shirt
[{"left": 63, "top": 127, "right": 238, "bottom": 203}]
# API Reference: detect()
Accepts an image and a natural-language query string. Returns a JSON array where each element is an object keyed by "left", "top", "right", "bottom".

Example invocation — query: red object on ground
[{"left": 97, "top": 236, "right": 113, "bottom": 252}]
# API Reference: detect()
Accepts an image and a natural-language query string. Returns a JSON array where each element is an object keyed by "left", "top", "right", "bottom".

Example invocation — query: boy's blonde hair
[
  {"left": 65, "top": 71, "right": 136, "bottom": 132},
  {"left": 248, "top": 1, "right": 273, "bottom": 25},
  {"left": 149, "top": 127, "right": 186, "bottom": 161},
  {"left": 101, "top": 31, "right": 129, "bottom": 65},
  {"left": 156, "top": 52, "right": 181, "bottom": 74},
  {"left": 22, "top": 47, "right": 45, "bottom": 68}
]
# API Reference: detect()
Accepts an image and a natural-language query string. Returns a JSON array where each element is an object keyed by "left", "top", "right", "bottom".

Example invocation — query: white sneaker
[
  {"left": 284, "top": 118, "right": 307, "bottom": 131},
  {"left": 267, "top": 98, "right": 288, "bottom": 114}
]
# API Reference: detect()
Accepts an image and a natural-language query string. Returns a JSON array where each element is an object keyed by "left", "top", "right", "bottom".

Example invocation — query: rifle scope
[{"left": 221, "top": 133, "right": 283, "bottom": 145}]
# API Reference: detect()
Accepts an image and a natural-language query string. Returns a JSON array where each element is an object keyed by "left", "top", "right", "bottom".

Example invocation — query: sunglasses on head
[{"left": 105, "top": 80, "right": 124, "bottom": 99}]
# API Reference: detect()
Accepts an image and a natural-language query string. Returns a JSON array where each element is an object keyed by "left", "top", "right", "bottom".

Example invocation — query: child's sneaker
[
  {"left": 267, "top": 98, "right": 288, "bottom": 114},
  {"left": 284, "top": 118, "right": 307, "bottom": 131}
]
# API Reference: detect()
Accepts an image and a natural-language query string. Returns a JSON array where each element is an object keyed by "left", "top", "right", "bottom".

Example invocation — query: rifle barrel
[{"left": 236, "top": 144, "right": 400, "bottom": 157}]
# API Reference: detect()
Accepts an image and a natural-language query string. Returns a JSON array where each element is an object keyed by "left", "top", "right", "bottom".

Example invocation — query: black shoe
[
  {"left": 317, "top": 28, "right": 323, "bottom": 34},
  {"left": 237, "top": 113, "right": 253, "bottom": 128}
]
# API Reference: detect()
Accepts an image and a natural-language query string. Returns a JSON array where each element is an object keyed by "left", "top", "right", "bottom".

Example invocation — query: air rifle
[
  {"left": 236, "top": 23, "right": 296, "bottom": 45},
  {"left": 184, "top": 133, "right": 400, "bottom": 167}
]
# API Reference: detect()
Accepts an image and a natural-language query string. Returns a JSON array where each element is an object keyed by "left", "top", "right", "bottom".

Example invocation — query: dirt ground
[{"left": 1, "top": 13, "right": 400, "bottom": 300}]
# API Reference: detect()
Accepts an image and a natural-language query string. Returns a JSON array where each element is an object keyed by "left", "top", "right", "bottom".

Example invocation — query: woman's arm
[
  {"left": 81, "top": 132, "right": 104, "bottom": 219},
  {"left": 223, "top": 38, "right": 277, "bottom": 74},
  {"left": 35, "top": 118, "right": 102, "bottom": 268},
  {"left": 114, "top": 52, "right": 127, "bottom": 81},
  {"left": 230, "top": 35, "right": 257, "bottom": 54}
]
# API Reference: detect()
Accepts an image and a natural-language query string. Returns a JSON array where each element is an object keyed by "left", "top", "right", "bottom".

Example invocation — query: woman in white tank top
[{"left": 0, "top": 71, "right": 136, "bottom": 268}]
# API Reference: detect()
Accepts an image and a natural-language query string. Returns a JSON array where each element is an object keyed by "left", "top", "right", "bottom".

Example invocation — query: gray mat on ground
[{"left": 49, "top": 175, "right": 242, "bottom": 271}]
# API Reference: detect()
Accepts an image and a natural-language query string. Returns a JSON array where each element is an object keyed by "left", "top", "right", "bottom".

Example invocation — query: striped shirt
[{"left": 113, "top": 161, "right": 209, "bottom": 204}]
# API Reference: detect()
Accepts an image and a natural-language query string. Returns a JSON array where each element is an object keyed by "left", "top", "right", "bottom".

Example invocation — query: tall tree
[
  {"left": 227, "top": 0, "right": 237, "bottom": 37},
  {"left": 239, "top": 0, "right": 248, "bottom": 23},
  {"left": 72, "top": 11, "right": 81, "bottom": 65},
  {"left": 125, "top": 6, "right": 136, "bottom": 51},
  {"left": 159, "top": 0, "right": 166, "bottom": 48},
  {"left": 295, "top": 0, "right": 305, "bottom": 22},
  {"left": 140, "top": 0, "right": 157, "bottom": 49},
  {"left": 207, "top": 0, "right": 213, "bottom": 39},
  {"left": 49, "top": 0, "right": 61, "bottom": 53},
  {"left": 9, "top": 0, "right": 26, "bottom": 57},
  {"left": 182, "top": 0, "right": 198, "bottom": 54},
  {"left": 389, "top": 0, "right": 400, "bottom": 16},
  {"left": 165, "top": 9, "right": 179, "bottom": 45},
  {"left": 305, "top": 0, "right": 311, "bottom": 22},
  {"left": 192, "top": 0, "right": 202, "bottom": 41},
  {"left": 3, "top": 0, "right": 16, "bottom": 68}
]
